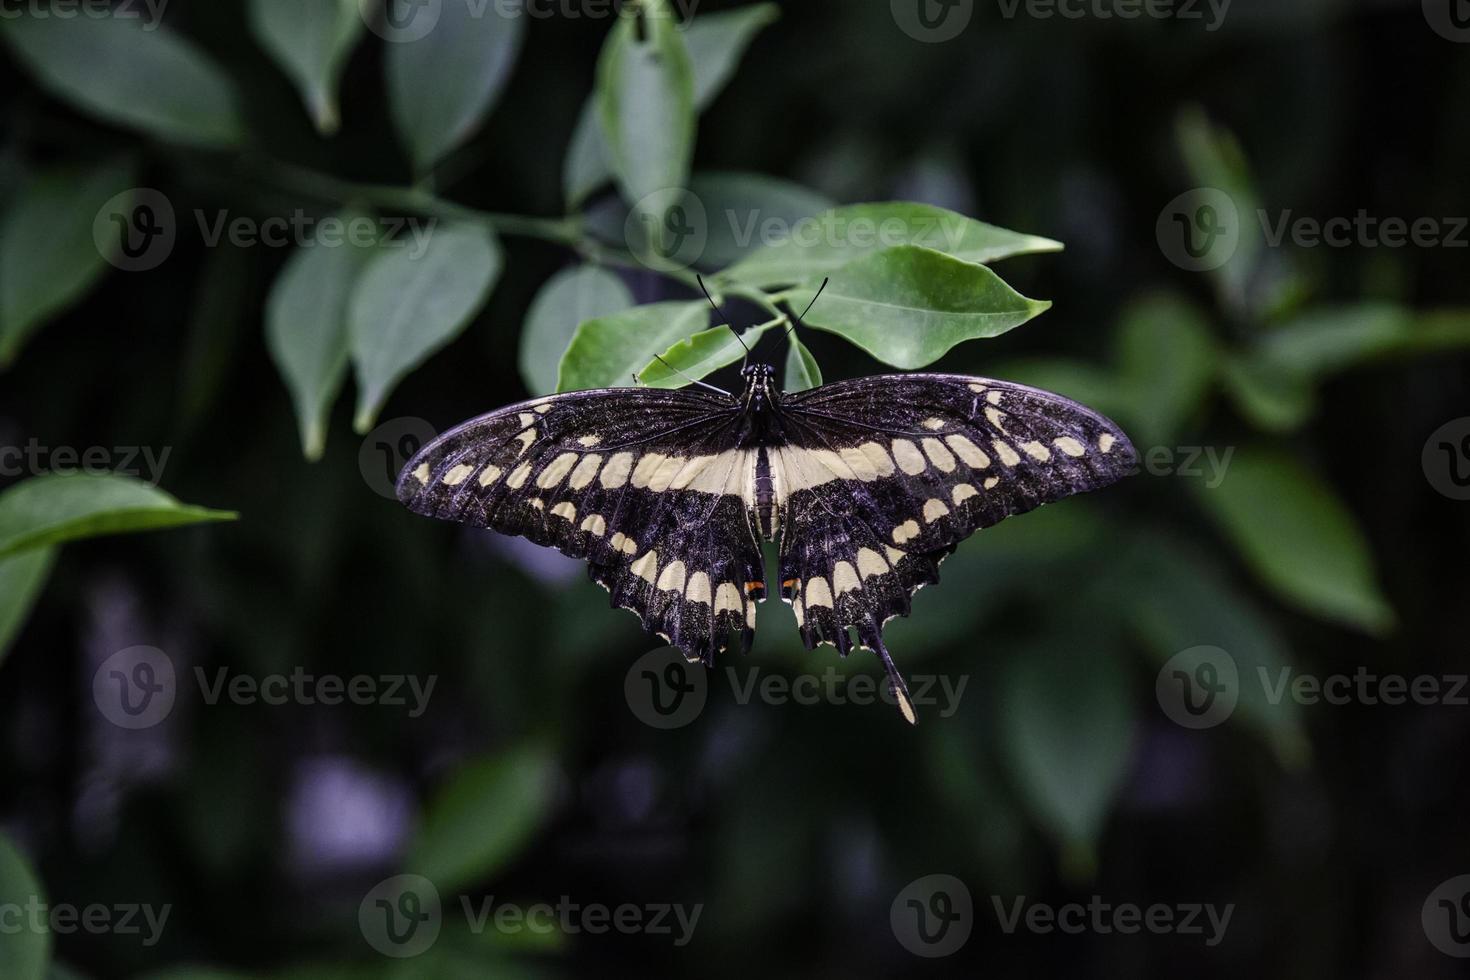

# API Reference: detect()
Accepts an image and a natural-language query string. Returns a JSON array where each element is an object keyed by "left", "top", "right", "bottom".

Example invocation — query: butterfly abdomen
[{"left": 754, "top": 447, "right": 779, "bottom": 539}]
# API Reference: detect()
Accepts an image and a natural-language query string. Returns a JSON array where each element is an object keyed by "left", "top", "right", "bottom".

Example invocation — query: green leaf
[
  {"left": 0, "top": 473, "right": 237, "bottom": 560},
  {"left": 248, "top": 0, "right": 364, "bottom": 134},
  {"left": 0, "top": 549, "right": 55, "bottom": 667},
  {"left": 637, "top": 321, "right": 775, "bottom": 388},
  {"left": 386, "top": 0, "right": 525, "bottom": 174},
  {"left": 1219, "top": 352, "right": 1317, "bottom": 433},
  {"left": 265, "top": 211, "right": 377, "bottom": 459},
  {"left": 595, "top": 0, "right": 695, "bottom": 207},
  {"left": 684, "top": 2, "right": 781, "bottom": 107},
  {"left": 0, "top": 833, "right": 51, "bottom": 980},
  {"left": 518, "top": 265, "right": 633, "bottom": 396},
  {"left": 688, "top": 170, "right": 833, "bottom": 270},
  {"left": 407, "top": 743, "right": 557, "bottom": 894},
  {"left": 0, "top": 15, "right": 243, "bottom": 148},
  {"left": 719, "top": 202, "right": 1063, "bottom": 290},
  {"left": 349, "top": 224, "right": 502, "bottom": 431},
  {"left": 784, "top": 335, "right": 822, "bottom": 392},
  {"left": 563, "top": 3, "right": 778, "bottom": 209},
  {"left": 557, "top": 301, "right": 708, "bottom": 392},
  {"left": 1175, "top": 107, "right": 1264, "bottom": 315},
  {"left": 0, "top": 159, "right": 136, "bottom": 367},
  {"left": 1195, "top": 448, "right": 1393, "bottom": 633},
  {"left": 1114, "top": 292, "right": 1218, "bottom": 446},
  {"left": 801, "top": 245, "right": 1050, "bottom": 369},
  {"left": 998, "top": 634, "right": 1135, "bottom": 854}
]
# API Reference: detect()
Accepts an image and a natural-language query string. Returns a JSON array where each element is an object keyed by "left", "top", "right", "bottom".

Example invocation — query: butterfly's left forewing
[{"left": 397, "top": 388, "right": 765, "bottom": 662}]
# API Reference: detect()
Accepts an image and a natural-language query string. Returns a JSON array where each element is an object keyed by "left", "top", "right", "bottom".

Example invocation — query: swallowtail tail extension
[{"left": 397, "top": 363, "right": 1137, "bottom": 722}]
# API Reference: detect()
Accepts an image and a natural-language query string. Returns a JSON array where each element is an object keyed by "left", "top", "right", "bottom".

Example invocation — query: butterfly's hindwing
[
  {"left": 396, "top": 388, "right": 765, "bottom": 661},
  {"left": 771, "top": 374, "right": 1137, "bottom": 650}
]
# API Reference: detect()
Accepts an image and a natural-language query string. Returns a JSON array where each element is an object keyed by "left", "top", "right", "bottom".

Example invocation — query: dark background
[{"left": 1, "top": 0, "right": 1468, "bottom": 976}]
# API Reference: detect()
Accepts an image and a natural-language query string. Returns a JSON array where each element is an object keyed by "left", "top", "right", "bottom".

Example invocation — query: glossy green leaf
[
  {"left": 1115, "top": 292, "right": 1218, "bottom": 446},
  {"left": 998, "top": 634, "right": 1135, "bottom": 853},
  {"left": 519, "top": 265, "right": 634, "bottom": 396},
  {"left": 638, "top": 321, "right": 775, "bottom": 388},
  {"left": 557, "top": 301, "right": 708, "bottom": 392},
  {"left": 595, "top": 0, "right": 695, "bottom": 206},
  {"left": 688, "top": 170, "right": 833, "bottom": 270},
  {"left": 719, "top": 202, "right": 1063, "bottom": 289},
  {"left": 0, "top": 15, "right": 243, "bottom": 147},
  {"left": 386, "top": 0, "right": 525, "bottom": 174},
  {"left": 1196, "top": 448, "right": 1393, "bottom": 633},
  {"left": 0, "top": 159, "right": 136, "bottom": 368},
  {"left": 407, "top": 743, "right": 557, "bottom": 894},
  {"left": 564, "top": 3, "right": 779, "bottom": 208},
  {"left": 350, "top": 224, "right": 502, "bottom": 431},
  {"left": 249, "top": 0, "right": 364, "bottom": 134},
  {"left": 801, "top": 245, "right": 1050, "bottom": 369},
  {"left": 1220, "top": 353, "right": 1317, "bottom": 433},
  {"left": 265, "top": 211, "right": 377, "bottom": 459},
  {"left": 784, "top": 335, "right": 822, "bottom": 392},
  {"left": 0, "top": 548, "right": 55, "bottom": 667},
  {"left": 0, "top": 833, "right": 51, "bottom": 980},
  {"left": 1175, "top": 107, "right": 1263, "bottom": 314},
  {"left": 0, "top": 473, "right": 237, "bottom": 560}
]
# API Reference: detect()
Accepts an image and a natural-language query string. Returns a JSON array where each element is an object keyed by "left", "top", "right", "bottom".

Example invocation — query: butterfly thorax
[{"left": 735, "top": 364, "right": 786, "bottom": 540}]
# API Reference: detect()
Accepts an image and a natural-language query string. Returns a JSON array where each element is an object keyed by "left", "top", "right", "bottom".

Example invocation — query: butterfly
[{"left": 397, "top": 361, "right": 1137, "bottom": 722}]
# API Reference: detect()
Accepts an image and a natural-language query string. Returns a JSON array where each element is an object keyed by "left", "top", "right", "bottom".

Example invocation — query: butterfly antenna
[
  {"left": 783, "top": 277, "right": 829, "bottom": 341},
  {"left": 650, "top": 353, "right": 731, "bottom": 396},
  {"left": 698, "top": 274, "right": 751, "bottom": 369}
]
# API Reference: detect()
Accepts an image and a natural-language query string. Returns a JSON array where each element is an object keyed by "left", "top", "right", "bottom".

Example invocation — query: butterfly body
[{"left": 397, "top": 362, "right": 1137, "bottom": 722}]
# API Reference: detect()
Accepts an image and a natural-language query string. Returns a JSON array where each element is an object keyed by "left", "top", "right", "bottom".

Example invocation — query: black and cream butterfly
[{"left": 397, "top": 362, "right": 1137, "bottom": 722}]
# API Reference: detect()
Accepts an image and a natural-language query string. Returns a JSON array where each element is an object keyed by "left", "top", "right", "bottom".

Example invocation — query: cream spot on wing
[
  {"left": 946, "top": 434, "right": 990, "bottom": 469},
  {"left": 581, "top": 514, "right": 607, "bottom": 536},
  {"left": 714, "top": 583, "right": 743, "bottom": 615},
  {"left": 529, "top": 497, "right": 545, "bottom": 510},
  {"left": 833, "top": 561, "right": 861, "bottom": 595},
  {"left": 805, "top": 577, "right": 834, "bottom": 608},
  {"left": 442, "top": 463, "right": 474, "bottom": 486},
  {"left": 859, "top": 442, "right": 896, "bottom": 477},
  {"left": 686, "top": 571, "right": 711, "bottom": 605},
  {"left": 892, "top": 439, "right": 926, "bottom": 475},
  {"left": 922, "top": 437, "right": 956, "bottom": 472},
  {"left": 746, "top": 603, "right": 756, "bottom": 628},
  {"left": 993, "top": 441, "right": 1022, "bottom": 467},
  {"left": 536, "top": 452, "right": 578, "bottom": 488},
  {"left": 884, "top": 545, "right": 907, "bottom": 565},
  {"left": 1021, "top": 440, "right": 1052, "bottom": 462},
  {"left": 551, "top": 501, "right": 576, "bottom": 521},
  {"left": 667, "top": 455, "right": 716, "bottom": 491},
  {"left": 656, "top": 560, "right": 687, "bottom": 593},
  {"left": 609, "top": 531, "right": 638, "bottom": 555},
  {"left": 984, "top": 476, "right": 1000, "bottom": 489},
  {"left": 968, "top": 382, "right": 986, "bottom": 393},
  {"left": 986, "top": 407, "right": 1008, "bottom": 432},
  {"left": 599, "top": 452, "right": 635, "bottom": 489},
  {"left": 518, "top": 413, "right": 536, "bottom": 428},
  {"left": 411, "top": 463, "right": 430, "bottom": 484},
  {"left": 792, "top": 597, "right": 804, "bottom": 627},
  {"left": 578, "top": 434, "right": 602, "bottom": 447},
  {"left": 568, "top": 454, "right": 602, "bottom": 490},
  {"left": 533, "top": 403, "right": 553, "bottom": 414},
  {"left": 506, "top": 461, "right": 533, "bottom": 488},
  {"left": 645, "top": 455, "right": 687, "bottom": 492},
  {"left": 922, "top": 417, "right": 946, "bottom": 431},
  {"left": 952, "top": 483, "right": 978, "bottom": 504},
  {"left": 856, "top": 547, "right": 889, "bottom": 579},
  {"left": 630, "top": 551, "right": 659, "bottom": 583},
  {"left": 838, "top": 446, "right": 878, "bottom": 481},
  {"left": 1099, "top": 433, "right": 1117, "bottom": 453},
  {"left": 923, "top": 498, "right": 950, "bottom": 522},
  {"left": 631, "top": 453, "right": 666, "bottom": 488},
  {"left": 514, "top": 428, "right": 537, "bottom": 455},
  {"left": 892, "top": 519, "right": 920, "bottom": 544},
  {"left": 987, "top": 390, "right": 1003, "bottom": 405},
  {"left": 478, "top": 464, "right": 502, "bottom": 487},
  {"left": 1055, "top": 436, "right": 1087, "bottom": 457}
]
